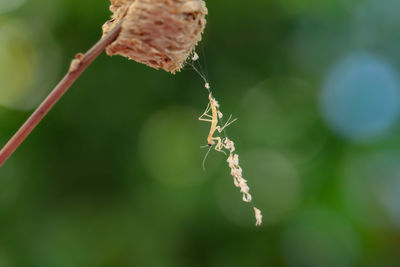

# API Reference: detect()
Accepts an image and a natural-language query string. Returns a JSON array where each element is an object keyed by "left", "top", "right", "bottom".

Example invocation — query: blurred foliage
[{"left": 2, "top": 0, "right": 400, "bottom": 266}]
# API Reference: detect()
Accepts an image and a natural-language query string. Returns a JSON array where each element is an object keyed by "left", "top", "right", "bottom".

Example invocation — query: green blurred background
[{"left": 2, "top": 0, "right": 400, "bottom": 266}]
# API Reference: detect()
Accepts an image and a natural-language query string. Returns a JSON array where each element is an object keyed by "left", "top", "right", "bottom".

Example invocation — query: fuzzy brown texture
[{"left": 102, "top": 0, "right": 207, "bottom": 73}]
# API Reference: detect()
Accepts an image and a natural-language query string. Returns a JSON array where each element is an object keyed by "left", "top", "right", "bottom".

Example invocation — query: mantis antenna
[{"left": 202, "top": 145, "right": 213, "bottom": 171}]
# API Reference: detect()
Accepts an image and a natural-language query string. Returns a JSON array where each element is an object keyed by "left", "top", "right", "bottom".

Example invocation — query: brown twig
[{"left": 0, "top": 21, "right": 123, "bottom": 167}]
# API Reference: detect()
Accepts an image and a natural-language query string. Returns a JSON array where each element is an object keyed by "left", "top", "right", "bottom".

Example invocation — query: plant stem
[{"left": 0, "top": 21, "right": 123, "bottom": 167}]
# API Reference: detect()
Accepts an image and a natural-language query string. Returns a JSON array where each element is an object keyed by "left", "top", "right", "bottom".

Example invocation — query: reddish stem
[{"left": 0, "top": 22, "right": 123, "bottom": 167}]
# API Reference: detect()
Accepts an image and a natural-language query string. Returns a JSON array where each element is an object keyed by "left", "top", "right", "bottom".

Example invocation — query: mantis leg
[
  {"left": 216, "top": 115, "right": 237, "bottom": 133},
  {"left": 211, "top": 136, "right": 227, "bottom": 155},
  {"left": 199, "top": 107, "right": 214, "bottom": 123},
  {"left": 199, "top": 118, "right": 213, "bottom": 122},
  {"left": 198, "top": 103, "right": 212, "bottom": 121}
]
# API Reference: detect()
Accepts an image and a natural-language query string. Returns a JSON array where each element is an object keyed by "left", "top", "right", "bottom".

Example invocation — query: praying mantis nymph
[
  {"left": 198, "top": 91, "right": 263, "bottom": 226},
  {"left": 199, "top": 93, "right": 237, "bottom": 153}
]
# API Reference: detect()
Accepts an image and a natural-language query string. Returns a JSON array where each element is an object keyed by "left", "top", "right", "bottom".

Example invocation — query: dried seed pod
[{"left": 102, "top": 0, "right": 208, "bottom": 74}]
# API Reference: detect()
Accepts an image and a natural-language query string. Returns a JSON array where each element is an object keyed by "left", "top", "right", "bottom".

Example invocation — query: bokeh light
[
  {"left": 320, "top": 52, "right": 400, "bottom": 142},
  {"left": 282, "top": 207, "right": 360, "bottom": 267},
  {"left": 355, "top": 0, "right": 400, "bottom": 29},
  {"left": 139, "top": 106, "right": 213, "bottom": 187},
  {"left": 239, "top": 78, "right": 325, "bottom": 164},
  {"left": 0, "top": 20, "right": 61, "bottom": 111},
  {"left": 0, "top": 0, "right": 26, "bottom": 14},
  {"left": 26, "top": 204, "right": 156, "bottom": 267},
  {"left": 217, "top": 149, "right": 301, "bottom": 227},
  {"left": 341, "top": 150, "right": 400, "bottom": 229},
  {"left": 0, "top": 20, "right": 37, "bottom": 109}
]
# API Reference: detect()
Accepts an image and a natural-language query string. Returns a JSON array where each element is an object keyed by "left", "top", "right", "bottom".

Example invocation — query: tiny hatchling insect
[{"left": 199, "top": 93, "right": 237, "bottom": 153}]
